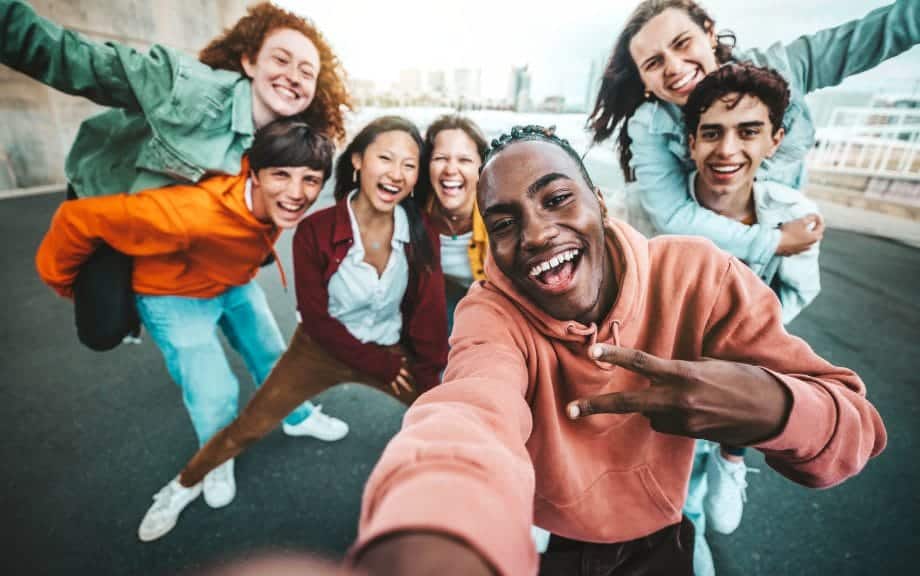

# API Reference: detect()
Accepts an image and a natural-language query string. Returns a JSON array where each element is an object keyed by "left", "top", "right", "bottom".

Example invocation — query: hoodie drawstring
[{"left": 263, "top": 231, "right": 287, "bottom": 292}]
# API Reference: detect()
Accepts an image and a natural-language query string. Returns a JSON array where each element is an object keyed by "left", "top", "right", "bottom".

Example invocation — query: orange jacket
[{"left": 36, "top": 160, "right": 282, "bottom": 299}]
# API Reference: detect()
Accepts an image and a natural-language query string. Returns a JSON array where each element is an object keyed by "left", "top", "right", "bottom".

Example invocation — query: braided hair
[{"left": 482, "top": 125, "right": 595, "bottom": 189}]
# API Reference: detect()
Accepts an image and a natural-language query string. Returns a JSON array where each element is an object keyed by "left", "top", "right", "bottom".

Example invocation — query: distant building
[
  {"left": 428, "top": 69, "right": 447, "bottom": 98},
  {"left": 539, "top": 95, "right": 566, "bottom": 113},
  {"left": 453, "top": 68, "right": 482, "bottom": 104},
  {"left": 509, "top": 65, "right": 532, "bottom": 112},
  {"left": 584, "top": 57, "right": 604, "bottom": 113},
  {"left": 348, "top": 78, "right": 376, "bottom": 106}
]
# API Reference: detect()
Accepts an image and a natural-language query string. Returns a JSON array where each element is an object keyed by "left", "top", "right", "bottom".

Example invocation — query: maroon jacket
[{"left": 292, "top": 196, "right": 448, "bottom": 391}]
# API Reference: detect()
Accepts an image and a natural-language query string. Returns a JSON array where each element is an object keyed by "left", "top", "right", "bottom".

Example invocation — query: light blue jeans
[
  {"left": 684, "top": 439, "right": 715, "bottom": 576},
  {"left": 136, "top": 281, "right": 312, "bottom": 447}
]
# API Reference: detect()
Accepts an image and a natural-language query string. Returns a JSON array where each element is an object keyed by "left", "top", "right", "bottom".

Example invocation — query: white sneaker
[
  {"left": 138, "top": 478, "right": 202, "bottom": 542},
  {"left": 203, "top": 459, "right": 236, "bottom": 509},
  {"left": 282, "top": 404, "right": 349, "bottom": 441},
  {"left": 703, "top": 451, "right": 759, "bottom": 535}
]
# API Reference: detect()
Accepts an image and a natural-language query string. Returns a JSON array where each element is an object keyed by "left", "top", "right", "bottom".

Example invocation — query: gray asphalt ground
[{"left": 1, "top": 187, "right": 918, "bottom": 576}]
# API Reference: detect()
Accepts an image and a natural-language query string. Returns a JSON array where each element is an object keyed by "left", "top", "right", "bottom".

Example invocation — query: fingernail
[
  {"left": 567, "top": 403, "right": 580, "bottom": 420},
  {"left": 590, "top": 345, "right": 602, "bottom": 358}
]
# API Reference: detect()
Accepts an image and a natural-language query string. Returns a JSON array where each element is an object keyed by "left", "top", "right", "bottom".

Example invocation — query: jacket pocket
[
  {"left": 135, "top": 135, "right": 204, "bottom": 183},
  {"left": 534, "top": 464, "right": 681, "bottom": 540}
]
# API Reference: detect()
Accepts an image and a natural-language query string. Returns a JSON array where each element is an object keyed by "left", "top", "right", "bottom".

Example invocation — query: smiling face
[
  {"left": 479, "top": 140, "right": 614, "bottom": 325},
  {"left": 689, "top": 93, "right": 784, "bottom": 220},
  {"left": 351, "top": 130, "right": 420, "bottom": 214},
  {"left": 429, "top": 129, "right": 482, "bottom": 216},
  {"left": 250, "top": 165, "right": 326, "bottom": 228},
  {"left": 241, "top": 28, "right": 320, "bottom": 126},
  {"left": 629, "top": 8, "right": 718, "bottom": 106}
]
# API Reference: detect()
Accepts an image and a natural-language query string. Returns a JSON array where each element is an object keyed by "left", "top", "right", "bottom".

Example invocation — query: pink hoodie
[{"left": 351, "top": 220, "right": 886, "bottom": 575}]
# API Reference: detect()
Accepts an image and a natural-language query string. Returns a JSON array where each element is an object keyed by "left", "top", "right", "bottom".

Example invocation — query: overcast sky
[{"left": 279, "top": 0, "right": 920, "bottom": 106}]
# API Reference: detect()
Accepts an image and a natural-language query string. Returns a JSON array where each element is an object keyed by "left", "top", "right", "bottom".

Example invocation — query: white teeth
[
  {"left": 275, "top": 85, "right": 298, "bottom": 99},
  {"left": 670, "top": 69, "right": 696, "bottom": 90},
  {"left": 711, "top": 164, "right": 741, "bottom": 173},
  {"left": 381, "top": 184, "right": 399, "bottom": 193},
  {"left": 528, "top": 249, "right": 580, "bottom": 277},
  {"left": 279, "top": 201, "right": 302, "bottom": 211},
  {"left": 441, "top": 180, "right": 463, "bottom": 188}
]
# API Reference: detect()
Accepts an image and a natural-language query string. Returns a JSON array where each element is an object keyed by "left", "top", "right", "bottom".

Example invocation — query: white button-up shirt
[{"left": 326, "top": 191, "right": 410, "bottom": 345}]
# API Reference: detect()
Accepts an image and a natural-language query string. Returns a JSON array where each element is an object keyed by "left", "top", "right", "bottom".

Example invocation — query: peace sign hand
[{"left": 567, "top": 344, "right": 792, "bottom": 447}]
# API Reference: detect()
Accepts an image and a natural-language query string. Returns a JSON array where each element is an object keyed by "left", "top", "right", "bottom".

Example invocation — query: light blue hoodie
[{"left": 625, "top": 0, "right": 919, "bottom": 267}]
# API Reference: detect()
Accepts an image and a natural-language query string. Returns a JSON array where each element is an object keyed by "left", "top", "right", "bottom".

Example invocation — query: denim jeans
[
  {"left": 136, "top": 281, "right": 312, "bottom": 447},
  {"left": 683, "top": 440, "right": 715, "bottom": 576}
]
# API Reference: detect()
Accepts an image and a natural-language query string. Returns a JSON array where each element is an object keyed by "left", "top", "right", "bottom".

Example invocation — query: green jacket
[{"left": 0, "top": 0, "right": 255, "bottom": 196}]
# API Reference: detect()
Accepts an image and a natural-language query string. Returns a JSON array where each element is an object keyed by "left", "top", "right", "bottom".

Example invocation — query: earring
[
  {"left": 644, "top": 90, "right": 652, "bottom": 99},
  {"left": 353, "top": 169, "right": 358, "bottom": 183}
]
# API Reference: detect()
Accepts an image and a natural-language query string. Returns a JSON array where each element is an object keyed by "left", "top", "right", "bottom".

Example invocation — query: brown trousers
[
  {"left": 539, "top": 517, "right": 695, "bottom": 576},
  {"left": 179, "top": 324, "right": 415, "bottom": 486}
]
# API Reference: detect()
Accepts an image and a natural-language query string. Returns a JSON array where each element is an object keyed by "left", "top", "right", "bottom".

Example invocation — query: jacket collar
[
  {"left": 231, "top": 78, "right": 255, "bottom": 137},
  {"left": 646, "top": 99, "right": 685, "bottom": 136}
]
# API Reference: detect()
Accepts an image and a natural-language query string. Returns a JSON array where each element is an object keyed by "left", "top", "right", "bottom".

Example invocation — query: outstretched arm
[
  {"left": 349, "top": 293, "right": 538, "bottom": 576},
  {"left": 1, "top": 0, "right": 177, "bottom": 111},
  {"left": 782, "top": 0, "right": 920, "bottom": 94}
]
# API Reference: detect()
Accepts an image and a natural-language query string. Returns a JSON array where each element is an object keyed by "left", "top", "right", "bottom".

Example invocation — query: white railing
[{"left": 809, "top": 106, "right": 920, "bottom": 182}]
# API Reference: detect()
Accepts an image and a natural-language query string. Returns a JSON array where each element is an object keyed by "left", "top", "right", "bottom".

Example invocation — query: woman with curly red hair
[
  {"left": 1, "top": 0, "right": 353, "bottom": 348},
  {"left": 1, "top": 0, "right": 353, "bottom": 517}
]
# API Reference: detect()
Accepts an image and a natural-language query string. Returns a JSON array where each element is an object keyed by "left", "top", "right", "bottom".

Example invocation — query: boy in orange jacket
[{"left": 35, "top": 119, "right": 348, "bottom": 540}]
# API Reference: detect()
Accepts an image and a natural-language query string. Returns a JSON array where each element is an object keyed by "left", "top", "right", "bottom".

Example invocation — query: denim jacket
[
  {"left": 689, "top": 173, "right": 821, "bottom": 324},
  {"left": 626, "top": 0, "right": 920, "bottom": 267},
  {"left": 0, "top": 0, "right": 255, "bottom": 197}
]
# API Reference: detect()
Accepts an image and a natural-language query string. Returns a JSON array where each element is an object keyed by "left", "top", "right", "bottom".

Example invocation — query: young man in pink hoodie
[{"left": 347, "top": 126, "right": 887, "bottom": 576}]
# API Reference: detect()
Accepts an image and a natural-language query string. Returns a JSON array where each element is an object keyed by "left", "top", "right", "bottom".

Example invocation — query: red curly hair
[{"left": 199, "top": 2, "right": 351, "bottom": 143}]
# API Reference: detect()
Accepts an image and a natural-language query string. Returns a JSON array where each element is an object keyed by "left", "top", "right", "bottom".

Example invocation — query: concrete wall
[{"left": 0, "top": 0, "right": 247, "bottom": 190}]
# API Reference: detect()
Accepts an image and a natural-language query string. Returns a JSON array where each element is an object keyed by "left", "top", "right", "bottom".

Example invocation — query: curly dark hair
[
  {"left": 683, "top": 63, "right": 790, "bottom": 137},
  {"left": 416, "top": 115, "right": 489, "bottom": 212},
  {"left": 199, "top": 1, "right": 351, "bottom": 143},
  {"left": 483, "top": 125, "right": 595, "bottom": 189},
  {"left": 586, "top": 0, "right": 735, "bottom": 180}
]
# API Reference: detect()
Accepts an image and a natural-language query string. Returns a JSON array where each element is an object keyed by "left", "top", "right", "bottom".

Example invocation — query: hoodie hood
[{"left": 482, "top": 218, "right": 649, "bottom": 348}]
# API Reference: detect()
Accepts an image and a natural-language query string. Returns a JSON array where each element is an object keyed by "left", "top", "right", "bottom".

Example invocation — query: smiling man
[
  {"left": 348, "top": 125, "right": 886, "bottom": 576},
  {"left": 686, "top": 63, "right": 821, "bottom": 325},
  {"left": 35, "top": 118, "right": 349, "bottom": 542}
]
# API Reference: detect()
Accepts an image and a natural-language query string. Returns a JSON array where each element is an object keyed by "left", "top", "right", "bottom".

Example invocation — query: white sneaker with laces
[
  {"left": 703, "top": 451, "right": 759, "bottom": 535},
  {"left": 203, "top": 458, "right": 236, "bottom": 508},
  {"left": 138, "top": 478, "right": 202, "bottom": 542},
  {"left": 282, "top": 404, "right": 349, "bottom": 441}
]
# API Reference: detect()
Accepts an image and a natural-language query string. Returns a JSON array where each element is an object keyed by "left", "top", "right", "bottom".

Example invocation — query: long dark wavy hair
[
  {"left": 332, "top": 116, "right": 435, "bottom": 270},
  {"left": 587, "top": 0, "right": 734, "bottom": 180},
  {"left": 416, "top": 115, "right": 489, "bottom": 212}
]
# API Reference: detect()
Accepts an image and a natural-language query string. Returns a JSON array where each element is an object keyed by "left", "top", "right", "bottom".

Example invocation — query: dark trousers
[
  {"left": 539, "top": 517, "right": 695, "bottom": 576},
  {"left": 179, "top": 325, "right": 416, "bottom": 486},
  {"left": 66, "top": 185, "right": 140, "bottom": 351}
]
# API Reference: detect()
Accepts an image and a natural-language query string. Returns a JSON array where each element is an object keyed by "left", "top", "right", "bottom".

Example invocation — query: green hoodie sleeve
[{"left": 0, "top": 0, "right": 176, "bottom": 112}]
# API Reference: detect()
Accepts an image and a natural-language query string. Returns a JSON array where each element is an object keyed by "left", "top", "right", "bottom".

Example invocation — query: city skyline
[{"left": 280, "top": 0, "right": 920, "bottom": 108}]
